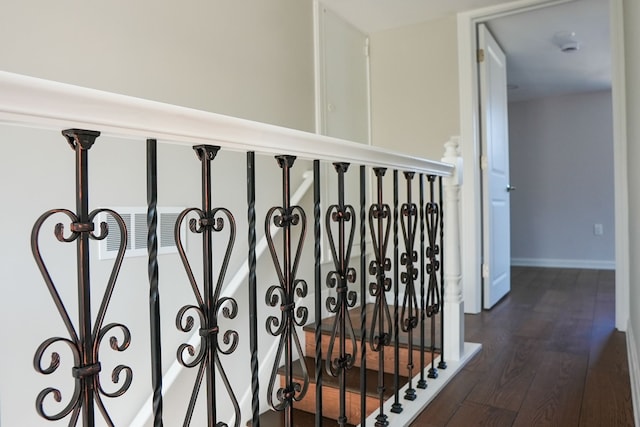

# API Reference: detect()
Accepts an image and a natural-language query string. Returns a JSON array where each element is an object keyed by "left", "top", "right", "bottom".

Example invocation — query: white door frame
[{"left": 457, "top": 0, "right": 629, "bottom": 331}]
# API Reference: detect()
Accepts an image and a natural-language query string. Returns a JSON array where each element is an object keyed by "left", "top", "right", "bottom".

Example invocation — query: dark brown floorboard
[{"left": 410, "top": 267, "right": 634, "bottom": 427}]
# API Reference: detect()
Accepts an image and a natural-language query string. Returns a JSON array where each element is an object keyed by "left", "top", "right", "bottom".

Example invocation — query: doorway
[{"left": 458, "top": 0, "right": 628, "bottom": 331}]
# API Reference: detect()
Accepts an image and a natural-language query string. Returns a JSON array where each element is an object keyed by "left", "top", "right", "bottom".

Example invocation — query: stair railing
[{"left": 0, "top": 71, "right": 465, "bottom": 427}]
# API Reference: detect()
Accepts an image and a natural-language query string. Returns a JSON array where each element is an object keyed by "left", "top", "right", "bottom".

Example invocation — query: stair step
[
  {"left": 247, "top": 409, "right": 355, "bottom": 427},
  {"left": 304, "top": 304, "right": 440, "bottom": 377},
  {"left": 279, "top": 356, "right": 407, "bottom": 422}
]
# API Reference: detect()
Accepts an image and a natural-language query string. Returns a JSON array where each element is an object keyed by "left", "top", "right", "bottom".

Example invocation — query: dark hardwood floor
[{"left": 411, "top": 267, "right": 635, "bottom": 427}]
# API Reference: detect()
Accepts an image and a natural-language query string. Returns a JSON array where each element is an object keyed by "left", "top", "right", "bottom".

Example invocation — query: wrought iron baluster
[
  {"left": 400, "top": 172, "right": 419, "bottom": 401},
  {"left": 313, "top": 159, "right": 323, "bottom": 427},
  {"left": 32, "top": 129, "right": 132, "bottom": 426},
  {"left": 438, "top": 176, "right": 447, "bottom": 371},
  {"left": 147, "top": 139, "right": 164, "bottom": 426},
  {"left": 426, "top": 175, "right": 442, "bottom": 380},
  {"left": 359, "top": 165, "right": 368, "bottom": 427},
  {"left": 391, "top": 170, "right": 402, "bottom": 414},
  {"left": 325, "top": 163, "right": 358, "bottom": 427},
  {"left": 174, "top": 145, "right": 239, "bottom": 427},
  {"left": 368, "top": 167, "right": 392, "bottom": 427},
  {"left": 265, "top": 155, "right": 309, "bottom": 427},
  {"left": 247, "top": 152, "right": 260, "bottom": 427},
  {"left": 417, "top": 174, "right": 427, "bottom": 390}
]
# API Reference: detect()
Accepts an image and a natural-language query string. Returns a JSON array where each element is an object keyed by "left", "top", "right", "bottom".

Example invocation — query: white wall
[
  {"left": 0, "top": 0, "right": 314, "bottom": 131},
  {"left": 369, "top": 15, "right": 460, "bottom": 159},
  {"left": 509, "top": 91, "right": 615, "bottom": 268},
  {"left": 623, "top": 0, "right": 640, "bottom": 423},
  {"left": 0, "top": 1, "right": 316, "bottom": 426}
]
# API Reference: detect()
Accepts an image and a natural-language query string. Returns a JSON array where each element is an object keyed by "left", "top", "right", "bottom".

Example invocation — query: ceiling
[{"left": 319, "top": 0, "right": 612, "bottom": 102}]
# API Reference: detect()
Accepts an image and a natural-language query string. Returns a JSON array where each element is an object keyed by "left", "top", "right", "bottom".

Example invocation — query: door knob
[{"left": 506, "top": 185, "right": 516, "bottom": 192}]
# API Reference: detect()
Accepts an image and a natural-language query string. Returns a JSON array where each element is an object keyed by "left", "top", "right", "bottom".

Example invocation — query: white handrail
[
  {"left": 129, "top": 171, "right": 315, "bottom": 427},
  {"left": 0, "top": 71, "right": 452, "bottom": 177}
]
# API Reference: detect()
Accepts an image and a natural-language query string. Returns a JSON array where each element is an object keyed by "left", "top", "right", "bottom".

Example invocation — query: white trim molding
[
  {"left": 627, "top": 320, "right": 640, "bottom": 426},
  {"left": 511, "top": 258, "right": 616, "bottom": 270}
]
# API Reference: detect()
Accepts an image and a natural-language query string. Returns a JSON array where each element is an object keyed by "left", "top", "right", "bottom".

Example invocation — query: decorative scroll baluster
[
  {"left": 325, "top": 163, "right": 358, "bottom": 427},
  {"left": 147, "top": 139, "right": 164, "bottom": 426},
  {"left": 174, "top": 145, "right": 240, "bottom": 427},
  {"left": 247, "top": 152, "right": 260, "bottom": 427},
  {"left": 417, "top": 174, "right": 427, "bottom": 390},
  {"left": 390, "top": 170, "right": 403, "bottom": 414},
  {"left": 426, "top": 175, "right": 442, "bottom": 380},
  {"left": 437, "top": 176, "right": 447, "bottom": 371},
  {"left": 265, "top": 155, "right": 309, "bottom": 427},
  {"left": 368, "top": 168, "right": 392, "bottom": 427},
  {"left": 400, "top": 172, "right": 419, "bottom": 401},
  {"left": 32, "top": 129, "right": 132, "bottom": 426}
]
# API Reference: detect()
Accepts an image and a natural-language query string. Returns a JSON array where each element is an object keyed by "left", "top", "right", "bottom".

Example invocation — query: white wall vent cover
[{"left": 97, "top": 207, "right": 186, "bottom": 260}]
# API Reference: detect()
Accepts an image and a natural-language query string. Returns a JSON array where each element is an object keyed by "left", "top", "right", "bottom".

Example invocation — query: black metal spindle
[
  {"left": 32, "top": 129, "right": 132, "bottom": 426},
  {"left": 368, "top": 167, "right": 392, "bottom": 427},
  {"left": 359, "top": 165, "right": 367, "bottom": 427},
  {"left": 247, "top": 152, "right": 260, "bottom": 427},
  {"left": 426, "top": 175, "right": 441, "bottom": 380},
  {"left": 391, "top": 170, "right": 402, "bottom": 414},
  {"left": 313, "top": 160, "right": 323, "bottom": 427},
  {"left": 417, "top": 174, "right": 427, "bottom": 390},
  {"left": 265, "top": 156, "right": 309, "bottom": 427},
  {"left": 438, "top": 176, "right": 447, "bottom": 371},
  {"left": 147, "top": 139, "right": 164, "bottom": 426},
  {"left": 174, "top": 145, "right": 240, "bottom": 427},
  {"left": 400, "top": 172, "right": 419, "bottom": 401},
  {"left": 325, "top": 163, "right": 358, "bottom": 427}
]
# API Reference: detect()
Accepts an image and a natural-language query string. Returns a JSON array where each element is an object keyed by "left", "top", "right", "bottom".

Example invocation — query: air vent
[{"left": 98, "top": 207, "right": 186, "bottom": 260}]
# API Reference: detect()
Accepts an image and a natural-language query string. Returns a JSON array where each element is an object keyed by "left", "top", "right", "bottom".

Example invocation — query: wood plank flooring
[{"left": 411, "top": 267, "right": 635, "bottom": 427}]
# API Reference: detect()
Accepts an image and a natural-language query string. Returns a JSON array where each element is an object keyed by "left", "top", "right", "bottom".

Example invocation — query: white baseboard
[
  {"left": 511, "top": 257, "right": 615, "bottom": 270},
  {"left": 627, "top": 320, "right": 640, "bottom": 427}
]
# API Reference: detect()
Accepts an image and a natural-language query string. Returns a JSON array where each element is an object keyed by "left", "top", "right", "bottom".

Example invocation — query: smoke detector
[{"left": 553, "top": 31, "right": 580, "bottom": 53}]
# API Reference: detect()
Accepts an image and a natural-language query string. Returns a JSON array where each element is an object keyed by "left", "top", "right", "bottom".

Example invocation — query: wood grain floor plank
[
  {"left": 409, "top": 267, "right": 634, "bottom": 427},
  {"left": 444, "top": 401, "right": 517, "bottom": 427},
  {"left": 512, "top": 350, "right": 588, "bottom": 427}
]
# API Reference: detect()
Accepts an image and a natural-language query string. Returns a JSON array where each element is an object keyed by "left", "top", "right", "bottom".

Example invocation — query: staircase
[{"left": 251, "top": 303, "right": 441, "bottom": 426}]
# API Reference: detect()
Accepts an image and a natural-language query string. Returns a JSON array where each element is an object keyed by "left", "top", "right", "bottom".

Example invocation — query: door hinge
[
  {"left": 364, "top": 37, "right": 370, "bottom": 58},
  {"left": 477, "top": 48, "right": 485, "bottom": 63},
  {"left": 480, "top": 155, "right": 488, "bottom": 170},
  {"left": 482, "top": 263, "right": 489, "bottom": 279}
]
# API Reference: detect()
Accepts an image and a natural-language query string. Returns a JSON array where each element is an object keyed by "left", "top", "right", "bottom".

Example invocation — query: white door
[
  {"left": 317, "top": 4, "right": 370, "bottom": 144},
  {"left": 478, "top": 23, "right": 511, "bottom": 309},
  {"left": 316, "top": 4, "right": 371, "bottom": 263}
]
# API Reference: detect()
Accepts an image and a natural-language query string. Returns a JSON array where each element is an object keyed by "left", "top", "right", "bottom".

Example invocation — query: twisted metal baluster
[
  {"left": 390, "top": 170, "right": 402, "bottom": 414},
  {"left": 174, "top": 145, "right": 240, "bottom": 427},
  {"left": 265, "top": 155, "right": 309, "bottom": 427},
  {"left": 426, "top": 175, "right": 442, "bottom": 380},
  {"left": 368, "top": 168, "right": 392, "bottom": 427},
  {"left": 400, "top": 172, "right": 419, "bottom": 401},
  {"left": 247, "top": 152, "right": 260, "bottom": 427},
  {"left": 359, "top": 165, "right": 368, "bottom": 427},
  {"left": 438, "top": 176, "right": 447, "bottom": 371},
  {"left": 417, "top": 174, "right": 427, "bottom": 390},
  {"left": 313, "top": 160, "right": 323, "bottom": 427},
  {"left": 325, "top": 163, "right": 358, "bottom": 427},
  {"left": 147, "top": 138, "right": 164, "bottom": 426},
  {"left": 32, "top": 129, "right": 132, "bottom": 426}
]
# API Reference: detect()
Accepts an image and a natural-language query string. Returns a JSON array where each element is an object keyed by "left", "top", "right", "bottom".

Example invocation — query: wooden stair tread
[
  {"left": 303, "top": 303, "right": 442, "bottom": 350},
  {"left": 280, "top": 356, "right": 406, "bottom": 399},
  {"left": 247, "top": 409, "right": 355, "bottom": 427}
]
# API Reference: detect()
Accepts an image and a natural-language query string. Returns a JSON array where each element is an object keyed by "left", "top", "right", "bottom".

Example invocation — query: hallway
[{"left": 412, "top": 267, "right": 634, "bottom": 426}]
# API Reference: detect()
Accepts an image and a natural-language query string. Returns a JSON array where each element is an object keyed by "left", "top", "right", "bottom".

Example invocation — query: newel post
[{"left": 442, "top": 137, "right": 465, "bottom": 360}]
